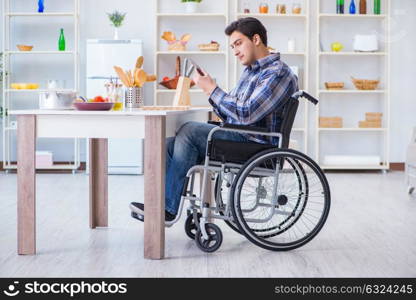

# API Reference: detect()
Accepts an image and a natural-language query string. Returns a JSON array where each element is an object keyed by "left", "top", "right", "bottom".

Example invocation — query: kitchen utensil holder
[{"left": 124, "top": 87, "right": 144, "bottom": 108}]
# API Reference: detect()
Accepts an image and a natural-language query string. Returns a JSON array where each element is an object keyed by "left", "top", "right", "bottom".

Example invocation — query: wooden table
[{"left": 9, "top": 108, "right": 210, "bottom": 260}]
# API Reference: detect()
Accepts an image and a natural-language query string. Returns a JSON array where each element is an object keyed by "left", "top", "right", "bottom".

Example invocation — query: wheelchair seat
[{"left": 208, "top": 94, "right": 300, "bottom": 165}]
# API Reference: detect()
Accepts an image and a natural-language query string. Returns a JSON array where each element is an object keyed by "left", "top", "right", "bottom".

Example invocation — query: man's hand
[{"left": 193, "top": 70, "right": 217, "bottom": 96}]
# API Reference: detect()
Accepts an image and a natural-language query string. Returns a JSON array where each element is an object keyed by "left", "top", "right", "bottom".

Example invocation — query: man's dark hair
[{"left": 225, "top": 17, "right": 268, "bottom": 46}]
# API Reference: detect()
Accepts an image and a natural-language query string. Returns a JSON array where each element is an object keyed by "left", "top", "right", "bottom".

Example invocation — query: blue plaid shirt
[{"left": 209, "top": 53, "right": 298, "bottom": 145}]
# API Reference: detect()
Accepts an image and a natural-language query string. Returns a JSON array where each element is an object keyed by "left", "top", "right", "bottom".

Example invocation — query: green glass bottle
[
  {"left": 374, "top": 0, "right": 380, "bottom": 14},
  {"left": 58, "top": 28, "right": 66, "bottom": 51}
]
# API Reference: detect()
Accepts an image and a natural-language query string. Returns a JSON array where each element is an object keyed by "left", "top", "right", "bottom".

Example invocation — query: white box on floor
[{"left": 36, "top": 151, "right": 53, "bottom": 168}]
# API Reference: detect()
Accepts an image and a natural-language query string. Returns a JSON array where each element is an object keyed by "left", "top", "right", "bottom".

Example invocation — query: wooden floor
[{"left": 0, "top": 171, "right": 415, "bottom": 277}]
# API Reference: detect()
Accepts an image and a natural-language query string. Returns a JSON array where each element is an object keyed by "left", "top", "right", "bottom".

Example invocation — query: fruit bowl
[{"left": 73, "top": 102, "right": 114, "bottom": 111}]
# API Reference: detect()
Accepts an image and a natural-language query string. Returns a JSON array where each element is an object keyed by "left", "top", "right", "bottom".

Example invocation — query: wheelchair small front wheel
[
  {"left": 195, "top": 223, "right": 223, "bottom": 253},
  {"left": 184, "top": 212, "right": 202, "bottom": 240}
]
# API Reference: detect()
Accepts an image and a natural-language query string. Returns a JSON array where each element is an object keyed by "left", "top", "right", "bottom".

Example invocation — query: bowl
[
  {"left": 73, "top": 102, "right": 114, "bottom": 111},
  {"left": 17, "top": 45, "right": 34, "bottom": 51}
]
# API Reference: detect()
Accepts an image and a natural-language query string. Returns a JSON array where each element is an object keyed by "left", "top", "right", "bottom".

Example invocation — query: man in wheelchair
[{"left": 130, "top": 17, "right": 299, "bottom": 222}]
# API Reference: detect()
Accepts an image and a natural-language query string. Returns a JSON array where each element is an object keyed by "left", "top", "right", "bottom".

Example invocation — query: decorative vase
[
  {"left": 184, "top": 2, "right": 198, "bottom": 14},
  {"left": 113, "top": 27, "right": 119, "bottom": 40}
]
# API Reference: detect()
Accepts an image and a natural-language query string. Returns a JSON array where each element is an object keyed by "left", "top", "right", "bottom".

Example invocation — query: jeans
[{"left": 165, "top": 121, "right": 249, "bottom": 215}]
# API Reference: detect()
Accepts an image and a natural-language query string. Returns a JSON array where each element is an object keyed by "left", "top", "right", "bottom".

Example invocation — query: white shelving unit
[
  {"left": 316, "top": 0, "right": 391, "bottom": 170},
  {"left": 2, "top": 0, "right": 80, "bottom": 171},
  {"left": 154, "top": 0, "right": 230, "bottom": 106},
  {"left": 234, "top": 0, "right": 310, "bottom": 153}
]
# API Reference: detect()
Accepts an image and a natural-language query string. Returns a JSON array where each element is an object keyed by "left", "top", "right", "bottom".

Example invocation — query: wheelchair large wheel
[{"left": 230, "top": 148, "right": 330, "bottom": 251}]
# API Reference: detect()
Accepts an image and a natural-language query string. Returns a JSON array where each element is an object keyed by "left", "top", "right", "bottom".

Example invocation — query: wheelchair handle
[{"left": 291, "top": 90, "right": 319, "bottom": 105}]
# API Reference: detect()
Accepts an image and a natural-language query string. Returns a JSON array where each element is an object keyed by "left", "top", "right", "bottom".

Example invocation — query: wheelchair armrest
[
  {"left": 207, "top": 121, "right": 222, "bottom": 126},
  {"left": 221, "top": 123, "right": 271, "bottom": 133}
]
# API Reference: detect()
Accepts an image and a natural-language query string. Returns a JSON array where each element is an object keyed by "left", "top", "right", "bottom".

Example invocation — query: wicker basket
[
  {"left": 324, "top": 82, "right": 344, "bottom": 90},
  {"left": 159, "top": 56, "right": 195, "bottom": 89},
  {"left": 351, "top": 77, "right": 380, "bottom": 90}
]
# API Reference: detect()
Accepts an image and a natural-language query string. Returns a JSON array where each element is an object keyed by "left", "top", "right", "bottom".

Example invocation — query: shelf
[
  {"left": 237, "top": 13, "right": 307, "bottom": 18},
  {"left": 318, "top": 128, "right": 387, "bottom": 132},
  {"left": 6, "top": 12, "right": 75, "bottom": 17},
  {"left": 5, "top": 51, "right": 76, "bottom": 55},
  {"left": 5, "top": 89, "right": 77, "bottom": 93},
  {"left": 320, "top": 164, "right": 388, "bottom": 170},
  {"left": 319, "top": 52, "right": 387, "bottom": 56},
  {"left": 156, "top": 51, "right": 226, "bottom": 55},
  {"left": 319, "top": 89, "right": 387, "bottom": 94},
  {"left": 156, "top": 13, "right": 226, "bottom": 17},
  {"left": 319, "top": 13, "right": 387, "bottom": 18}
]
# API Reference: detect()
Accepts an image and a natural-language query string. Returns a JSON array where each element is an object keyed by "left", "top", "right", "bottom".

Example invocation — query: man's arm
[{"left": 209, "top": 69, "right": 296, "bottom": 125}]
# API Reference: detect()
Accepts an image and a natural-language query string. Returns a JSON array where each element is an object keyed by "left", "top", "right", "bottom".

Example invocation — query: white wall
[{"left": 0, "top": 0, "right": 414, "bottom": 163}]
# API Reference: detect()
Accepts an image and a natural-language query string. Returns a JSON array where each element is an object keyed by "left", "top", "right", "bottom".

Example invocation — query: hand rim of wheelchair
[
  {"left": 230, "top": 148, "right": 331, "bottom": 251},
  {"left": 215, "top": 157, "right": 310, "bottom": 237}
]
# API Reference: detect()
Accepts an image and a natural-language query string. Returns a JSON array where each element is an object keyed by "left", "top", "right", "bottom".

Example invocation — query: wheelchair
[{"left": 166, "top": 91, "right": 331, "bottom": 253}]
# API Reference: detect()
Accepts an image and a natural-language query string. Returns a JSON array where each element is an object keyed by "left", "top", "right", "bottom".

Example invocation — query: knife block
[{"left": 173, "top": 76, "right": 191, "bottom": 107}]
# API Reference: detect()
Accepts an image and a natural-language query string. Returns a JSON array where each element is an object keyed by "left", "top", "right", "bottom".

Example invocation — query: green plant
[
  {"left": 107, "top": 10, "right": 126, "bottom": 28},
  {"left": 181, "top": 0, "right": 202, "bottom": 3}
]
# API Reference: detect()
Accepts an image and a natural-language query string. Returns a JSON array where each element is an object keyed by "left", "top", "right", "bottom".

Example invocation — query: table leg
[
  {"left": 89, "top": 138, "right": 108, "bottom": 228},
  {"left": 17, "top": 115, "right": 36, "bottom": 255},
  {"left": 144, "top": 116, "right": 166, "bottom": 259}
]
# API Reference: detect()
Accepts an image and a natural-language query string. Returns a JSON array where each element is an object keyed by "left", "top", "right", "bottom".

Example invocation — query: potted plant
[
  {"left": 107, "top": 10, "right": 127, "bottom": 40},
  {"left": 181, "top": 0, "right": 202, "bottom": 14}
]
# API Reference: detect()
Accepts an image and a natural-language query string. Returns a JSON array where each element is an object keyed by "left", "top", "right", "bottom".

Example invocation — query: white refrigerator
[{"left": 86, "top": 39, "right": 143, "bottom": 174}]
